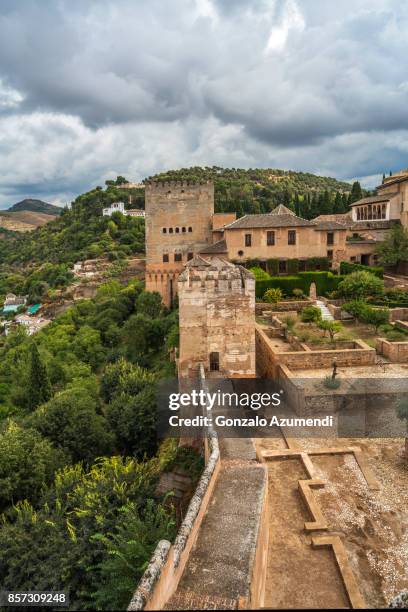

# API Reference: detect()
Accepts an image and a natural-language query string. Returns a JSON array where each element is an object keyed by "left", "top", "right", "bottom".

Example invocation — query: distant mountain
[{"left": 7, "top": 198, "right": 62, "bottom": 215}]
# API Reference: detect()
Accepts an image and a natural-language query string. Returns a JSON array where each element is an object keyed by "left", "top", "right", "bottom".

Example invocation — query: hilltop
[
  {"left": 147, "top": 166, "right": 365, "bottom": 218},
  {"left": 0, "top": 199, "right": 62, "bottom": 232},
  {"left": 6, "top": 198, "right": 62, "bottom": 215}
]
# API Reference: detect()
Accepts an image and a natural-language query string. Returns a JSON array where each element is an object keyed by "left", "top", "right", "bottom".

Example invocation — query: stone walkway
[{"left": 165, "top": 438, "right": 266, "bottom": 610}]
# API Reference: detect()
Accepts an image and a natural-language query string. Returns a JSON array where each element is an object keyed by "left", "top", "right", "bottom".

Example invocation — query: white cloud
[
  {"left": 0, "top": 0, "right": 407, "bottom": 207},
  {"left": 265, "top": 0, "right": 305, "bottom": 53},
  {"left": 0, "top": 79, "right": 23, "bottom": 109}
]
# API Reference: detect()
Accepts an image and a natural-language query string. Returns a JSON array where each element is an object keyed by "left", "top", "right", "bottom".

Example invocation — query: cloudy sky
[{"left": 0, "top": 0, "right": 407, "bottom": 209}]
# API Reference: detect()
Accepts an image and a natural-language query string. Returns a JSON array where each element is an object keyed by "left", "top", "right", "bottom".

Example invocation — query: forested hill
[
  {"left": 148, "top": 166, "right": 366, "bottom": 218},
  {"left": 0, "top": 179, "right": 145, "bottom": 268}
]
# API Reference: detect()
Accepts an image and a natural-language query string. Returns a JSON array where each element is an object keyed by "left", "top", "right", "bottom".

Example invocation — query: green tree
[
  {"left": 106, "top": 385, "right": 157, "bottom": 458},
  {"left": 0, "top": 422, "right": 64, "bottom": 511},
  {"left": 28, "top": 343, "right": 51, "bottom": 411},
  {"left": 318, "top": 319, "right": 342, "bottom": 342},
  {"left": 349, "top": 181, "right": 363, "bottom": 204},
  {"left": 31, "top": 388, "right": 115, "bottom": 464},
  {"left": 136, "top": 291, "right": 163, "bottom": 318},
  {"left": 376, "top": 224, "right": 408, "bottom": 267},
  {"left": 91, "top": 501, "right": 176, "bottom": 610},
  {"left": 338, "top": 271, "right": 384, "bottom": 300}
]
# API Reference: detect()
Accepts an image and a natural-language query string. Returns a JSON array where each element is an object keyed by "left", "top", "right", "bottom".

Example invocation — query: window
[
  {"left": 238, "top": 250, "right": 244, "bottom": 257},
  {"left": 174, "top": 253, "right": 182, "bottom": 262},
  {"left": 182, "top": 227, "right": 186, "bottom": 233},
  {"left": 162, "top": 253, "right": 169, "bottom": 263},
  {"left": 327, "top": 232, "right": 334, "bottom": 246},
  {"left": 298, "top": 260, "right": 307, "bottom": 271},
  {"left": 162, "top": 228, "right": 167, "bottom": 234},
  {"left": 209, "top": 352, "right": 220, "bottom": 372},
  {"left": 279, "top": 260, "right": 287, "bottom": 274},
  {"left": 175, "top": 227, "right": 180, "bottom": 233},
  {"left": 187, "top": 252, "right": 194, "bottom": 261},
  {"left": 169, "top": 228, "right": 174, "bottom": 234},
  {"left": 245, "top": 234, "right": 252, "bottom": 247},
  {"left": 267, "top": 231, "right": 275, "bottom": 246},
  {"left": 288, "top": 230, "right": 296, "bottom": 245},
  {"left": 327, "top": 250, "right": 333, "bottom": 260},
  {"left": 188, "top": 227, "right": 193, "bottom": 233},
  {"left": 350, "top": 256, "right": 356, "bottom": 262}
]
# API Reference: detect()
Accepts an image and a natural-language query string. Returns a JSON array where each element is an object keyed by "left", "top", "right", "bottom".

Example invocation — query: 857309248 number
[{"left": 0, "top": 592, "right": 69, "bottom": 607}]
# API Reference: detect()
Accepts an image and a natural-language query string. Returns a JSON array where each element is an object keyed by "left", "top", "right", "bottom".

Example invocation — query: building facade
[{"left": 178, "top": 256, "right": 255, "bottom": 378}]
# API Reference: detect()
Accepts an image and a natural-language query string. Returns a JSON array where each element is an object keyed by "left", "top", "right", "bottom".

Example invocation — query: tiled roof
[
  {"left": 313, "top": 213, "right": 351, "bottom": 225},
  {"left": 224, "top": 212, "right": 312, "bottom": 230},
  {"left": 269, "top": 204, "right": 296, "bottom": 215},
  {"left": 199, "top": 239, "right": 228, "bottom": 254},
  {"left": 350, "top": 193, "right": 398, "bottom": 207},
  {"left": 312, "top": 221, "right": 348, "bottom": 230}
]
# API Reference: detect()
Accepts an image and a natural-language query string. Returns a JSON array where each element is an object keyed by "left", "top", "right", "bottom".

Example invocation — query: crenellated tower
[
  {"left": 145, "top": 181, "right": 214, "bottom": 306},
  {"left": 178, "top": 256, "right": 255, "bottom": 378}
]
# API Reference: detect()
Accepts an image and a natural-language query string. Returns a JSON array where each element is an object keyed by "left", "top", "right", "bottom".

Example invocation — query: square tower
[
  {"left": 145, "top": 181, "right": 214, "bottom": 306},
  {"left": 178, "top": 256, "right": 256, "bottom": 378}
]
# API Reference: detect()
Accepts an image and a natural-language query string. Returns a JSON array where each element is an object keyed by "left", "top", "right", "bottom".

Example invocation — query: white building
[
  {"left": 4, "top": 315, "right": 51, "bottom": 336},
  {"left": 102, "top": 202, "right": 126, "bottom": 216},
  {"left": 127, "top": 209, "right": 146, "bottom": 218},
  {"left": 102, "top": 202, "right": 145, "bottom": 218}
]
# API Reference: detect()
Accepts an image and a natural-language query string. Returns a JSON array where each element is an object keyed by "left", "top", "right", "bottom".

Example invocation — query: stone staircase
[{"left": 315, "top": 300, "right": 334, "bottom": 321}]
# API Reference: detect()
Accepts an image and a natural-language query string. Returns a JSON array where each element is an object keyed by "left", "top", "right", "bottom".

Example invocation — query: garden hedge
[
  {"left": 340, "top": 261, "right": 384, "bottom": 278},
  {"left": 256, "top": 271, "right": 345, "bottom": 299}
]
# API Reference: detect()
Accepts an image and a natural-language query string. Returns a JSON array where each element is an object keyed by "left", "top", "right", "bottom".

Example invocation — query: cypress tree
[
  {"left": 28, "top": 343, "right": 51, "bottom": 411},
  {"left": 333, "top": 192, "right": 343, "bottom": 213}
]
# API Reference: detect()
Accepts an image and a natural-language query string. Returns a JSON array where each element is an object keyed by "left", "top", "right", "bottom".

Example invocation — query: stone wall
[
  {"left": 255, "top": 300, "right": 311, "bottom": 315},
  {"left": 256, "top": 325, "right": 376, "bottom": 375},
  {"left": 376, "top": 337, "right": 408, "bottom": 363},
  {"left": 128, "top": 433, "right": 221, "bottom": 611},
  {"left": 390, "top": 307, "right": 408, "bottom": 322}
]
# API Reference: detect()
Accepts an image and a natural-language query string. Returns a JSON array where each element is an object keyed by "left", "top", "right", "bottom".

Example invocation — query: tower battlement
[
  {"left": 145, "top": 180, "right": 213, "bottom": 192},
  {"left": 178, "top": 256, "right": 254, "bottom": 295}
]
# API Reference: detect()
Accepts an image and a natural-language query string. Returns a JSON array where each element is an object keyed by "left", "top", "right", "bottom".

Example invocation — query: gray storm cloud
[{"left": 0, "top": 0, "right": 407, "bottom": 207}]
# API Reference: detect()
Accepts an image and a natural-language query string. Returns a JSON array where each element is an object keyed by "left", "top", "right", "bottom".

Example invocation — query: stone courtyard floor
[{"left": 256, "top": 434, "right": 408, "bottom": 609}]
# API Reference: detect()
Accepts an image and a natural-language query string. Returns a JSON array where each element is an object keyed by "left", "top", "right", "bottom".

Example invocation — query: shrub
[
  {"left": 292, "top": 288, "right": 304, "bottom": 298},
  {"left": 249, "top": 266, "right": 271, "bottom": 281},
  {"left": 338, "top": 271, "right": 384, "bottom": 300},
  {"left": 385, "top": 330, "right": 407, "bottom": 342},
  {"left": 324, "top": 376, "right": 341, "bottom": 390},
  {"left": 340, "top": 261, "right": 383, "bottom": 278},
  {"left": 263, "top": 288, "right": 283, "bottom": 304},
  {"left": 283, "top": 316, "right": 296, "bottom": 330},
  {"left": 301, "top": 305, "right": 322, "bottom": 323}
]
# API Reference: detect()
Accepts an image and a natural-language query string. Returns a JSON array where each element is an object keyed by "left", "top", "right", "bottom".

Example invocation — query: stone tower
[
  {"left": 178, "top": 256, "right": 256, "bottom": 378},
  {"left": 145, "top": 181, "right": 214, "bottom": 306}
]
